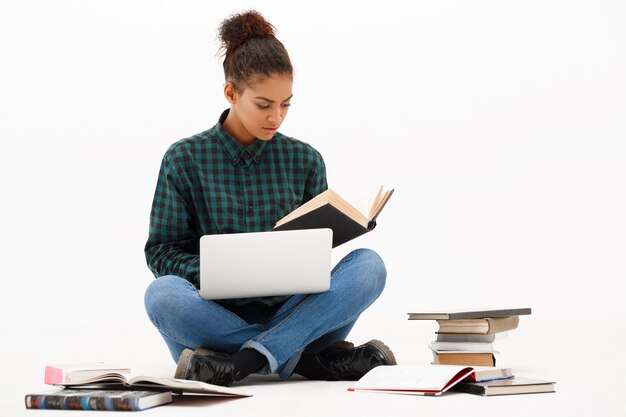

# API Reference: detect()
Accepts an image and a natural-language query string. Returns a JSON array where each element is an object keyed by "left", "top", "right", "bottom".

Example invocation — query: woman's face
[{"left": 225, "top": 74, "right": 293, "bottom": 144}]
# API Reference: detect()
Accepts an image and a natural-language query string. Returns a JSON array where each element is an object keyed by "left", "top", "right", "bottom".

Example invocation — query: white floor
[{"left": 2, "top": 310, "right": 625, "bottom": 417}]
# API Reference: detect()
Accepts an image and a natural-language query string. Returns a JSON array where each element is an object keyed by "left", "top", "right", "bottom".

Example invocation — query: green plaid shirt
[{"left": 145, "top": 109, "right": 328, "bottom": 307}]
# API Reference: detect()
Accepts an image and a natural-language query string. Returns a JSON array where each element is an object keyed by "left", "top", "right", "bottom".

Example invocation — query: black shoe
[
  {"left": 316, "top": 339, "right": 397, "bottom": 380},
  {"left": 174, "top": 348, "right": 241, "bottom": 387}
]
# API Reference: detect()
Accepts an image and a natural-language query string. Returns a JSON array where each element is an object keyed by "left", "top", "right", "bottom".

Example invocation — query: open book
[
  {"left": 348, "top": 365, "right": 473, "bottom": 396},
  {"left": 44, "top": 363, "right": 251, "bottom": 397},
  {"left": 273, "top": 186, "right": 394, "bottom": 247},
  {"left": 348, "top": 365, "right": 513, "bottom": 396}
]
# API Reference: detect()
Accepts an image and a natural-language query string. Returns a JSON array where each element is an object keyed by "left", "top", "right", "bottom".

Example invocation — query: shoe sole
[
  {"left": 174, "top": 348, "right": 194, "bottom": 379},
  {"left": 174, "top": 347, "right": 216, "bottom": 380},
  {"left": 366, "top": 339, "right": 397, "bottom": 365}
]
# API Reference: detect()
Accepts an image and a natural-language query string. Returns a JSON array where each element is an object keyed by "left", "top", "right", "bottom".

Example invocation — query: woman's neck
[{"left": 222, "top": 110, "right": 255, "bottom": 147}]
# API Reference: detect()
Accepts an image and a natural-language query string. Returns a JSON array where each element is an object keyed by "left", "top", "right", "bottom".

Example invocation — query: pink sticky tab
[{"left": 44, "top": 366, "right": 63, "bottom": 385}]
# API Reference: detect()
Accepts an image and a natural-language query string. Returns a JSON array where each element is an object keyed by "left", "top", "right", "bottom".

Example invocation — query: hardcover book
[
  {"left": 25, "top": 389, "right": 172, "bottom": 411},
  {"left": 452, "top": 377, "right": 556, "bottom": 396},
  {"left": 436, "top": 316, "right": 520, "bottom": 335},
  {"left": 433, "top": 352, "right": 496, "bottom": 367},
  {"left": 435, "top": 333, "right": 497, "bottom": 343},
  {"left": 273, "top": 186, "right": 393, "bottom": 247},
  {"left": 408, "top": 308, "right": 531, "bottom": 320},
  {"left": 429, "top": 341, "right": 496, "bottom": 352}
]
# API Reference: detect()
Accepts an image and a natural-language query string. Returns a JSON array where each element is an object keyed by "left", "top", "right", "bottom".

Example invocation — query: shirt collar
[{"left": 214, "top": 109, "right": 268, "bottom": 166}]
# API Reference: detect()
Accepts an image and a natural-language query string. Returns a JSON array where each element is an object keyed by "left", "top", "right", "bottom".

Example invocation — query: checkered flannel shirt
[{"left": 145, "top": 110, "right": 328, "bottom": 307}]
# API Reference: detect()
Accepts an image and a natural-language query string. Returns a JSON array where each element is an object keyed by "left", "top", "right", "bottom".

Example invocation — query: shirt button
[
  {"left": 233, "top": 158, "right": 238, "bottom": 164},
  {"left": 248, "top": 205, "right": 254, "bottom": 212},
  {"left": 244, "top": 169, "right": 249, "bottom": 176}
]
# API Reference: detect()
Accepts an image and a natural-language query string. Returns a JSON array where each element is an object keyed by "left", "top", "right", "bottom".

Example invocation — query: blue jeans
[{"left": 144, "top": 248, "right": 386, "bottom": 380}]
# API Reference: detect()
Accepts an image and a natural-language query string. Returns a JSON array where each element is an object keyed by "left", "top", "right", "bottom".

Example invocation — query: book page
[
  {"left": 45, "top": 363, "right": 131, "bottom": 385},
  {"left": 352, "top": 185, "right": 393, "bottom": 221},
  {"left": 127, "top": 375, "right": 252, "bottom": 397},
  {"left": 352, "top": 186, "right": 381, "bottom": 219},
  {"left": 350, "top": 365, "right": 474, "bottom": 391},
  {"left": 60, "top": 372, "right": 131, "bottom": 386},
  {"left": 274, "top": 189, "right": 369, "bottom": 227}
]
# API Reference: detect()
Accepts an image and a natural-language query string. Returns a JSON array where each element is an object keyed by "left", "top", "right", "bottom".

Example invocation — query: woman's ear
[{"left": 223, "top": 82, "right": 237, "bottom": 105}]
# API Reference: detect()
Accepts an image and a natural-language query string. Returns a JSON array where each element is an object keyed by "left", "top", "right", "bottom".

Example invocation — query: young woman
[{"left": 144, "top": 10, "right": 395, "bottom": 387}]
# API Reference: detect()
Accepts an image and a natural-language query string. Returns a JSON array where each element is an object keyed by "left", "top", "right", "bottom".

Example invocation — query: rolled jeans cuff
[{"left": 245, "top": 340, "right": 302, "bottom": 381}]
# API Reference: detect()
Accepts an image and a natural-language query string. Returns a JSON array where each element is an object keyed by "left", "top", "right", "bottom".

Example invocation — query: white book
[
  {"left": 429, "top": 341, "right": 496, "bottom": 352},
  {"left": 348, "top": 365, "right": 474, "bottom": 396},
  {"left": 435, "top": 333, "right": 499, "bottom": 343}
]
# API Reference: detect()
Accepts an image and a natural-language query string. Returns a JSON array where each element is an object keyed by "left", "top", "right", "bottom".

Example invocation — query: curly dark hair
[{"left": 218, "top": 10, "right": 293, "bottom": 92}]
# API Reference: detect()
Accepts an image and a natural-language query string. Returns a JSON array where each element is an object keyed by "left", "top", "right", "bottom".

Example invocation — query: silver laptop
[{"left": 198, "top": 228, "right": 333, "bottom": 300}]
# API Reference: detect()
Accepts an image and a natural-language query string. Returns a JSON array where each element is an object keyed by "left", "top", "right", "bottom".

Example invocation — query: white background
[{"left": 1, "top": 1, "right": 625, "bottom": 416}]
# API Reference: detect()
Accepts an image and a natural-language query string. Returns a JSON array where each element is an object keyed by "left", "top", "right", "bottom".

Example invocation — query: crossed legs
[{"left": 144, "top": 248, "right": 388, "bottom": 381}]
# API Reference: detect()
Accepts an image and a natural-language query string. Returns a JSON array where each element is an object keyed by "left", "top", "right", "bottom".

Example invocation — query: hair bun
[{"left": 218, "top": 10, "right": 276, "bottom": 55}]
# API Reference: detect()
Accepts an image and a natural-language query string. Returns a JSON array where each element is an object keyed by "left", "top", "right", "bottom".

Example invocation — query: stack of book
[
  {"left": 350, "top": 307, "right": 555, "bottom": 397},
  {"left": 408, "top": 308, "right": 532, "bottom": 367}
]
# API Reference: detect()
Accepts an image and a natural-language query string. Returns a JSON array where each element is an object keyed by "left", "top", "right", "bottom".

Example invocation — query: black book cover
[
  {"left": 273, "top": 204, "right": 376, "bottom": 247},
  {"left": 408, "top": 308, "right": 532, "bottom": 320}
]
